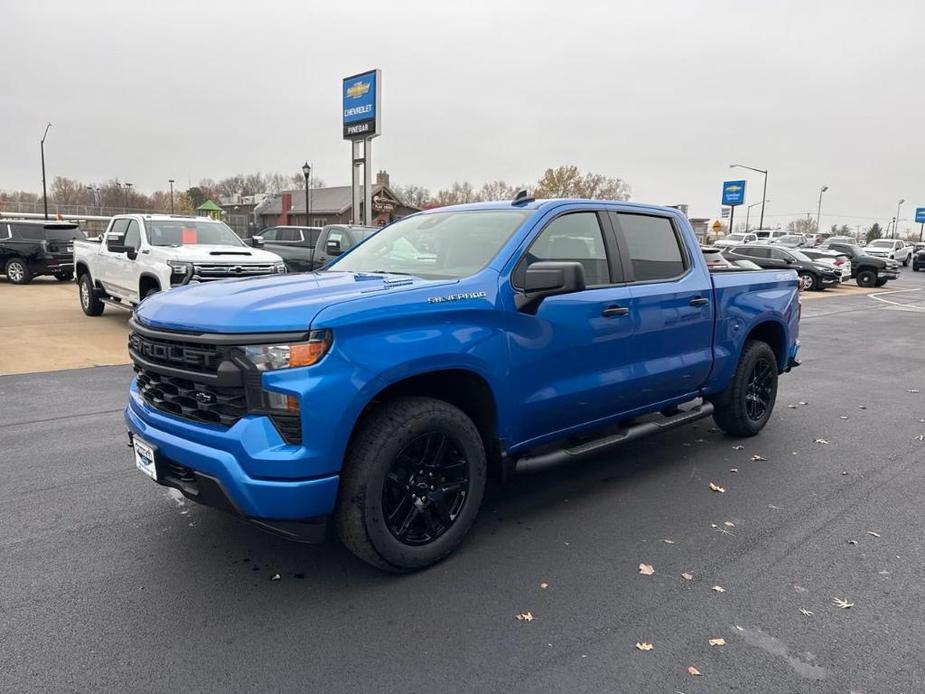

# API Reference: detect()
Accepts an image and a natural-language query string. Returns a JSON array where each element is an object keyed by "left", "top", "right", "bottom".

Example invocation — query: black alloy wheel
[
  {"left": 745, "top": 356, "right": 774, "bottom": 422},
  {"left": 382, "top": 431, "right": 470, "bottom": 546}
]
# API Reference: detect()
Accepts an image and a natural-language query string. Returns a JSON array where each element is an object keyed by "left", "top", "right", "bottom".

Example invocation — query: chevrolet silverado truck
[
  {"left": 73, "top": 214, "right": 285, "bottom": 315},
  {"left": 125, "top": 196, "right": 801, "bottom": 571}
]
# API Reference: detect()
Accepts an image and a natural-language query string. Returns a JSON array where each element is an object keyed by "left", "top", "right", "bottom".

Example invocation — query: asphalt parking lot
[{"left": 2, "top": 270, "right": 924, "bottom": 693}]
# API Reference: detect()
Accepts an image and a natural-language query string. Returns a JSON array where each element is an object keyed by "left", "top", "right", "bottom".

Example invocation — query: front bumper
[
  {"left": 125, "top": 388, "right": 339, "bottom": 542},
  {"left": 878, "top": 269, "right": 900, "bottom": 280}
]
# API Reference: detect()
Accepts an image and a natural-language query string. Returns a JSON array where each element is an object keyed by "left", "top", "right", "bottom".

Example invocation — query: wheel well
[
  {"left": 359, "top": 369, "right": 504, "bottom": 477},
  {"left": 139, "top": 274, "right": 161, "bottom": 296},
  {"left": 746, "top": 321, "right": 786, "bottom": 369},
  {"left": 75, "top": 262, "right": 90, "bottom": 280}
]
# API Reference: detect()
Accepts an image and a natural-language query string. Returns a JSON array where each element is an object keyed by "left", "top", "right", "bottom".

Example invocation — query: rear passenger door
[
  {"left": 506, "top": 208, "right": 638, "bottom": 442},
  {"left": 611, "top": 212, "right": 715, "bottom": 407}
]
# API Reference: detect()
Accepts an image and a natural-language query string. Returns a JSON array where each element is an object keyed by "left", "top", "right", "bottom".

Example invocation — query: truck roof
[
  {"left": 422, "top": 198, "right": 684, "bottom": 217},
  {"left": 110, "top": 213, "right": 219, "bottom": 222}
]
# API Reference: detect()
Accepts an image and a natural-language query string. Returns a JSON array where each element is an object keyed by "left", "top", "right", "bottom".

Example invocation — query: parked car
[
  {"left": 753, "top": 230, "right": 789, "bottom": 244},
  {"left": 863, "top": 238, "right": 913, "bottom": 266},
  {"left": 819, "top": 240, "right": 901, "bottom": 287},
  {"left": 253, "top": 224, "right": 379, "bottom": 272},
  {"left": 723, "top": 244, "right": 838, "bottom": 291},
  {"left": 912, "top": 243, "right": 925, "bottom": 271},
  {"left": 0, "top": 219, "right": 85, "bottom": 284},
  {"left": 73, "top": 214, "right": 286, "bottom": 316},
  {"left": 800, "top": 248, "right": 852, "bottom": 282},
  {"left": 701, "top": 247, "right": 762, "bottom": 271},
  {"left": 126, "top": 197, "right": 800, "bottom": 571},
  {"left": 777, "top": 234, "right": 807, "bottom": 248},
  {"left": 713, "top": 232, "right": 758, "bottom": 249}
]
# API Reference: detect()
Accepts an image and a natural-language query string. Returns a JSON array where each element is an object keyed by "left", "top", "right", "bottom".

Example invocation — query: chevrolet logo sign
[{"left": 346, "top": 80, "right": 370, "bottom": 99}]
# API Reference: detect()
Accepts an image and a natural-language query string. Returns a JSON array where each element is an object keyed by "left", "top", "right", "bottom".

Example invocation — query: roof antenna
[{"left": 511, "top": 189, "right": 534, "bottom": 206}]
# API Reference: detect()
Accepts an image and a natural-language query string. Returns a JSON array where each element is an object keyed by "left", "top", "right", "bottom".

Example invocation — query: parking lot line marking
[{"left": 868, "top": 288, "right": 925, "bottom": 312}]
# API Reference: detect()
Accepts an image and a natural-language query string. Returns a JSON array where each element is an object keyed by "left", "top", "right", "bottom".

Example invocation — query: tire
[
  {"left": 336, "top": 396, "right": 487, "bottom": 572},
  {"left": 799, "top": 272, "right": 818, "bottom": 291},
  {"left": 902, "top": 257, "right": 909, "bottom": 266},
  {"left": 4, "top": 258, "right": 32, "bottom": 284},
  {"left": 856, "top": 269, "right": 877, "bottom": 288},
  {"left": 143, "top": 287, "right": 159, "bottom": 300},
  {"left": 54, "top": 271, "right": 74, "bottom": 282},
  {"left": 875, "top": 278, "right": 888, "bottom": 287},
  {"left": 78, "top": 273, "right": 104, "bottom": 316},
  {"left": 710, "top": 340, "right": 779, "bottom": 437}
]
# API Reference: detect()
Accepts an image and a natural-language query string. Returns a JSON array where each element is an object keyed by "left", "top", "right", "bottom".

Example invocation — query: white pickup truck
[{"left": 73, "top": 214, "right": 285, "bottom": 316}]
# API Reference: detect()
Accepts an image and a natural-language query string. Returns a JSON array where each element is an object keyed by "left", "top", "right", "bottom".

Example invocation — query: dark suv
[
  {"left": 723, "top": 244, "right": 838, "bottom": 291},
  {"left": 253, "top": 224, "right": 379, "bottom": 272},
  {"left": 912, "top": 243, "right": 925, "bottom": 272},
  {"left": 0, "top": 220, "right": 86, "bottom": 284},
  {"left": 819, "top": 240, "right": 900, "bottom": 287}
]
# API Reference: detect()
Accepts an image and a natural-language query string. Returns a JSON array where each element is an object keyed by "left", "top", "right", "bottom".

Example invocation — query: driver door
[{"left": 110, "top": 220, "right": 142, "bottom": 299}]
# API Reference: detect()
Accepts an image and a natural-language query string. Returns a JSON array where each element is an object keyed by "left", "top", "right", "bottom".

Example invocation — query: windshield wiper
[{"left": 367, "top": 269, "right": 413, "bottom": 276}]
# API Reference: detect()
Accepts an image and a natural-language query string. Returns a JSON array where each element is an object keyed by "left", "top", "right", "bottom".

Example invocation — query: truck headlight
[
  {"left": 239, "top": 330, "right": 332, "bottom": 371},
  {"left": 274, "top": 261, "right": 287, "bottom": 274},
  {"left": 167, "top": 260, "right": 193, "bottom": 286}
]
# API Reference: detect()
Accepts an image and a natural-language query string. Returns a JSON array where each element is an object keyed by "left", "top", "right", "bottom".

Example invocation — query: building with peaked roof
[{"left": 254, "top": 171, "right": 419, "bottom": 230}]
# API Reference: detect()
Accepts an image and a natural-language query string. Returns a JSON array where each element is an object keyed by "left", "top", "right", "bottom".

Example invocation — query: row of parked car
[
  {"left": 716, "top": 230, "right": 922, "bottom": 265},
  {"left": 706, "top": 235, "right": 921, "bottom": 290}
]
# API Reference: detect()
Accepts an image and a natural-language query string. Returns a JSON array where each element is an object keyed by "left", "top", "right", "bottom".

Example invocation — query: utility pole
[
  {"left": 894, "top": 199, "right": 905, "bottom": 239},
  {"left": 40, "top": 123, "right": 52, "bottom": 220},
  {"left": 168, "top": 179, "right": 175, "bottom": 214},
  {"left": 816, "top": 186, "right": 828, "bottom": 236}
]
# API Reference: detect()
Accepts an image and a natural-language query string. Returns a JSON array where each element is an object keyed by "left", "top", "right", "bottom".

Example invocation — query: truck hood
[
  {"left": 151, "top": 244, "right": 282, "bottom": 264},
  {"left": 134, "top": 271, "right": 452, "bottom": 333}
]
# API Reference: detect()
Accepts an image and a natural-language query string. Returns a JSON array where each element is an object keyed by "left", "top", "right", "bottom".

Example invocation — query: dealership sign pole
[
  {"left": 343, "top": 69, "right": 381, "bottom": 226},
  {"left": 721, "top": 180, "right": 747, "bottom": 234},
  {"left": 916, "top": 207, "right": 925, "bottom": 241}
]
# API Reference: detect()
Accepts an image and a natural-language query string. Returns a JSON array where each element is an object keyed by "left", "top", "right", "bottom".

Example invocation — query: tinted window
[
  {"left": 45, "top": 227, "right": 85, "bottom": 241},
  {"left": 305, "top": 229, "right": 322, "bottom": 246},
  {"left": 124, "top": 221, "right": 141, "bottom": 250},
  {"left": 260, "top": 228, "right": 278, "bottom": 241},
  {"left": 528, "top": 212, "right": 610, "bottom": 286},
  {"left": 739, "top": 246, "right": 770, "bottom": 258},
  {"left": 618, "top": 214, "right": 686, "bottom": 281},
  {"left": 0, "top": 224, "right": 10, "bottom": 240},
  {"left": 11, "top": 224, "right": 42, "bottom": 240},
  {"left": 277, "top": 228, "right": 301, "bottom": 242},
  {"left": 110, "top": 219, "right": 130, "bottom": 236},
  {"left": 769, "top": 248, "right": 790, "bottom": 261}
]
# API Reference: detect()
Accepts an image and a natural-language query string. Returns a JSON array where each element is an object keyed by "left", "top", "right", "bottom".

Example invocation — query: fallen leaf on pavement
[
  {"left": 814, "top": 438, "right": 830, "bottom": 445},
  {"left": 712, "top": 585, "right": 726, "bottom": 593},
  {"left": 732, "top": 445, "right": 744, "bottom": 450},
  {"left": 635, "top": 642, "right": 654, "bottom": 651},
  {"left": 681, "top": 572, "right": 693, "bottom": 581},
  {"left": 724, "top": 521, "right": 735, "bottom": 528},
  {"left": 799, "top": 401, "right": 808, "bottom": 406},
  {"left": 908, "top": 389, "right": 921, "bottom": 393},
  {"left": 768, "top": 504, "right": 780, "bottom": 510},
  {"left": 867, "top": 531, "right": 881, "bottom": 538},
  {"left": 915, "top": 434, "right": 925, "bottom": 442},
  {"left": 800, "top": 608, "right": 814, "bottom": 616},
  {"left": 751, "top": 454, "right": 767, "bottom": 461},
  {"left": 787, "top": 404, "right": 797, "bottom": 409},
  {"left": 516, "top": 611, "right": 534, "bottom": 622},
  {"left": 708, "top": 638, "right": 726, "bottom": 647},
  {"left": 858, "top": 405, "right": 867, "bottom": 410},
  {"left": 729, "top": 467, "right": 739, "bottom": 473},
  {"left": 687, "top": 665, "right": 702, "bottom": 676},
  {"left": 847, "top": 540, "right": 858, "bottom": 545},
  {"left": 832, "top": 597, "right": 854, "bottom": 609},
  {"left": 709, "top": 482, "right": 725, "bottom": 493},
  {"left": 540, "top": 582, "right": 549, "bottom": 589},
  {"left": 639, "top": 563, "right": 655, "bottom": 576},
  {"left": 735, "top": 625, "right": 744, "bottom": 631},
  {"left": 270, "top": 573, "right": 281, "bottom": 581},
  {"left": 840, "top": 416, "right": 849, "bottom": 420},
  {"left": 661, "top": 539, "right": 676, "bottom": 544}
]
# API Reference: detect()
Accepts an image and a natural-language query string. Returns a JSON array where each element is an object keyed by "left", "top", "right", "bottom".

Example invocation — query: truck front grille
[
  {"left": 134, "top": 365, "right": 247, "bottom": 427},
  {"left": 192, "top": 264, "right": 278, "bottom": 281}
]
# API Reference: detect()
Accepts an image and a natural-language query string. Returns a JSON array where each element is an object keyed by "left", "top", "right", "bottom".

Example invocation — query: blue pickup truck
[{"left": 126, "top": 196, "right": 801, "bottom": 571}]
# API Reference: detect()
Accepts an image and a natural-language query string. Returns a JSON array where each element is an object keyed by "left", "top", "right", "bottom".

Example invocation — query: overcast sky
[{"left": 3, "top": 0, "right": 923, "bottom": 230}]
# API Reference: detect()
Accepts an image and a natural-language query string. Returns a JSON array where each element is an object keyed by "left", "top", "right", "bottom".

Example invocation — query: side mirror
[
  {"left": 106, "top": 233, "right": 125, "bottom": 252},
  {"left": 249, "top": 235, "right": 264, "bottom": 248},
  {"left": 516, "top": 261, "right": 586, "bottom": 314},
  {"left": 326, "top": 240, "right": 342, "bottom": 256}
]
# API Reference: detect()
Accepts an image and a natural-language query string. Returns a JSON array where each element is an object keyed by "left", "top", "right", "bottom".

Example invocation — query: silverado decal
[{"left": 426, "top": 291, "right": 488, "bottom": 304}]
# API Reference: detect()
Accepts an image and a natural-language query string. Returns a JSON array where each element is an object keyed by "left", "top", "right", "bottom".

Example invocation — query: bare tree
[
  {"left": 786, "top": 217, "right": 817, "bottom": 234},
  {"left": 432, "top": 182, "right": 480, "bottom": 207},
  {"left": 392, "top": 184, "right": 431, "bottom": 208},
  {"left": 478, "top": 180, "right": 519, "bottom": 201},
  {"left": 533, "top": 165, "right": 630, "bottom": 200}
]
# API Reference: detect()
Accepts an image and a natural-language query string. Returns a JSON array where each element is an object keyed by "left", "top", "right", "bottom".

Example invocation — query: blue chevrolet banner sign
[
  {"left": 343, "top": 69, "right": 381, "bottom": 140},
  {"left": 915, "top": 207, "right": 925, "bottom": 224},
  {"left": 722, "top": 180, "right": 747, "bottom": 206}
]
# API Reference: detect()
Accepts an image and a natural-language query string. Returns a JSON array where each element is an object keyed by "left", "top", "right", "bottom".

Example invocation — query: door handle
[
  {"left": 689, "top": 297, "right": 710, "bottom": 307},
  {"left": 602, "top": 305, "right": 629, "bottom": 317}
]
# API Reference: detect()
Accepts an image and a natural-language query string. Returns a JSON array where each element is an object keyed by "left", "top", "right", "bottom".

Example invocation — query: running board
[
  {"left": 514, "top": 401, "right": 714, "bottom": 474},
  {"left": 100, "top": 297, "right": 133, "bottom": 311}
]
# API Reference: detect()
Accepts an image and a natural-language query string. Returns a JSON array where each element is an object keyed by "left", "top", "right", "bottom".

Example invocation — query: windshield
[
  {"left": 868, "top": 240, "right": 893, "bottom": 248},
  {"left": 780, "top": 235, "right": 801, "bottom": 243},
  {"left": 328, "top": 210, "right": 530, "bottom": 279},
  {"left": 728, "top": 234, "right": 746, "bottom": 241},
  {"left": 45, "top": 227, "right": 86, "bottom": 241},
  {"left": 146, "top": 220, "right": 244, "bottom": 247}
]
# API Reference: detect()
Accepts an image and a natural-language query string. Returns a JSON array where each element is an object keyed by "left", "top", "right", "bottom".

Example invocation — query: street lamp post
[
  {"left": 123, "top": 182, "right": 132, "bottom": 213},
  {"left": 301, "top": 162, "right": 312, "bottom": 226},
  {"left": 730, "top": 163, "right": 768, "bottom": 229},
  {"left": 894, "top": 199, "right": 905, "bottom": 239},
  {"left": 816, "top": 186, "right": 828, "bottom": 235},
  {"left": 40, "top": 123, "right": 52, "bottom": 220},
  {"left": 744, "top": 200, "right": 768, "bottom": 232},
  {"left": 168, "top": 179, "right": 175, "bottom": 214}
]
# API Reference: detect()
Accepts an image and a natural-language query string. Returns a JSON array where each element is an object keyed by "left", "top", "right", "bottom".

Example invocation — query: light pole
[
  {"left": 123, "top": 182, "right": 132, "bottom": 213},
  {"left": 730, "top": 163, "right": 768, "bottom": 230},
  {"left": 302, "top": 162, "right": 312, "bottom": 226},
  {"left": 40, "top": 122, "right": 52, "bottom": 220},
  {"left": 168, "top": 179, "right": 175, "bottom": 214},
  {"left": 816, "top": 186, "right": 828, "bottom": 235},
  {"left": 744, "top": 200, "right": 768, "bottom": 232},
  {"left": 85, "top": 185, "right": 95, "bottom": 216},
  {"left": 894, "top": 199, "right": 905, "bottom": 239}
]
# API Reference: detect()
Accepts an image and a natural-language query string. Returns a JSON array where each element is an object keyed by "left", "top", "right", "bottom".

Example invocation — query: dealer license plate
[{"left": 133, "top": 436, "right": 158, "bottom": 480}]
